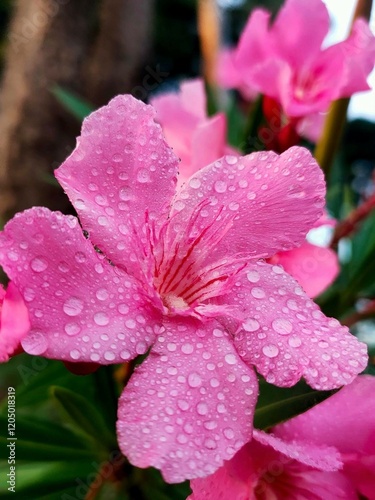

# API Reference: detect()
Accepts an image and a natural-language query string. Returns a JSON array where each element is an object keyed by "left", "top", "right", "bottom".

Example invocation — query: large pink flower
[
  {"left": 0, "top": 95, "right": 367, "bottom": 482},
  {"left": 219, "top": 0, "right": 375, "bottom": 118},
  {"left": 0, "top": 282, "right": 30, "bottom": 362},
  {"left": 151, "top": 79, "right": 233, "bottom": 187},
  {"left": 189, "top": 375, "right": 375, "bottom": 499}
]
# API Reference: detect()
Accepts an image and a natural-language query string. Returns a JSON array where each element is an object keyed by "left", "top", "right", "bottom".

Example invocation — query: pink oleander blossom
[
  {"left": 219, "top": 0, "right": 375, "bottom": 140},
  {"left": 189, "top": 375, "right": 375, "bottom": 500},
  {"left": 0, "top": 95, "right": 367, "bottom": 482},
  {"left": 151, "top": 79, "right": 234, "bottom": 188},
  {"left": 0, "top": 282, "right": 30, "bottom": 362},
  {"left": 153, "top": 81, "right": 339, "bottom": 298}
]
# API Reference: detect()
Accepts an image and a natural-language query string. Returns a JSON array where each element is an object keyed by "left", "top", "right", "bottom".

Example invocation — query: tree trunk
[{"left": 0, "top": 0, "right": 155, "bottom": 222}]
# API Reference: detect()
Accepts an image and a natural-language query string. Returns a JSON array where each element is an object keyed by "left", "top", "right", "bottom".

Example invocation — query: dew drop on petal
[
  {"left": 288, "top": 336, "right": 302, "bottom": 348},
  {"left": 196, "top": 402, "right": 208, "bottom": 415},
  {"left": 188, "top": 372, "right": 202, "bottom": 388},
  {"left": 262, "top": 344, "right": 279, "bottom": 358},
  {"left": 104, "top": 351, "right": 116, "bottom": 361},
  {"left": 30, "top": 256, "right": 48, "bottom": 272},
  {"left": 214, "top": 180, "right": 227, "bottom": 193},
  {"left": 120, "top": 350, "right": 131, "bottom": 360},
  {"left": 64, "top": 322, "right": 81, "bottom": 336},
  {"left": 224, "top": 354, "right": 236, "bottom": 365},
  {"left": 63, "top": 297, "right": 84, "bottom": 317},
  {"left": 21, "top": 331, "right": 48, "bottom": 355},
  {"left": 70, "top": 349, "right": 81, "bottom": 360},
  {"left": 247, "top": 270, "right": 260, "bottom": 283},
  {"left": 251, "top": 287, "right": 266, "bottom": 299},
  {"left": 94, "top": 312, "right": 110, "bottom": 326},
  {"left": 272, "top": 319, "right": 293, "bottom": 335},
  {"left": 181, "top": 343, "right": 194, "bottom": 354},
  {"left": 242, "top": 318, "right": 260, "bottom": 332}
]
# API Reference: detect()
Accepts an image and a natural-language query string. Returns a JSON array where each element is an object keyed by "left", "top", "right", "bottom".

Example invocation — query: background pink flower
[
  {"left": 219, "top": 0, "right": 375, "bottom": 138},
  {"left": 0, "top": 281, "right": 30, "bottom": 362},
  {"left": 189, "top": 375, "right": 375, "bottom": 500},
  {"left": 151, "top": 79, "right": 233, "bottom": 187},
  {"left": 0, "top": 95, "right": 367, "bottom": 482}
]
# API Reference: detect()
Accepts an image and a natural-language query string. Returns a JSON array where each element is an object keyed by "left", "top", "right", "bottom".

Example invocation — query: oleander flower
[
  {"left": 153, "top": 82, "right": 339, "bottom": 297},
  {"left": 189, "top": 375, "right": 375, "bottom": 499},
  {"left": 219, "top": 0, "right": 375, "bottom": 143},
  {"left": 151, "top": 79, "right": 234, "bottom": 187},
  {"left": 0, "top": 95, "right": 367, "bottom": 482},
  {"left": 0, "top": 281, "right": 30, "bottom": 362}
]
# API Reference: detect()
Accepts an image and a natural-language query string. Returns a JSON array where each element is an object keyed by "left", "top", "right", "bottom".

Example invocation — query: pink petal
[
  {"left": 179, "top": 79, "right": 207, "bottom": 120},
  {"left": 235, "top": 9, "right": 273, "bottom": 72},
  {"left": 0, "top": 207, "right": 159, "bottom": 363},
  {"left": 171, "top": 147, "right": 326, "bottom": 260},
  {"left": 335, "top": 19, "right": 375, "bottom": 97},
  {"left": 297, "top": 112, "right": 326, "bottom": 143},
  {"left": 253, "top": 430, "right": 342, "bottom": 471},
  {"left": 276, "top": 376, "right": 375, "bottom": 456},
  {"left": 55, "top": 95, "right": 179, "bottom": 271},
  {"left": 189, "top": 113, "right": 228, "bottom": 181},
  {"left": 217, "top": 49, "right": 244, "bottom": 88},
  {"left": 0, "top": 282, "right": 30, "bottom": 362},
  {"left": 229, "top": 261, "right": 368, "bottom": 389},
  {"left": 272, "top": 242, "right": 339, "bottom": 298},
  {"left": 189, "top": 444, "right": 254, "bottom": 500},
  {"left": 117, "top": 317, "right": 258, "bottom": 483},
  {"left": 271, "top": 0, "right": 330, "bottom": 69}
]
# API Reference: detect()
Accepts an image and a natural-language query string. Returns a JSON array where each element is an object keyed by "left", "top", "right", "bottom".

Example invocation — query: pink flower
[
  {"left": 151, "top": 79, "right": 233, "bottom": 187},
  {"left": 189, "top": 375, "right": 375, "bottom": 499},
  {"left": 0, "top": 95, "right": 367, "bottom": 482},
  {"left": 154, "top": 81, "right": 339, "bottom": 298},
  {"left": 219, "top": 0, "right": 375, "bottom": 139},
  {"left": 268, "top": 215, "right": 339, "bottom": 298},
  {"left": 0, "top": 282, "right": 30, "bottom": 362}
]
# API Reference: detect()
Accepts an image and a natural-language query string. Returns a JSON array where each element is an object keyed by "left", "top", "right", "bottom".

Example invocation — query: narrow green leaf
[
  {"left": 51, "top": 86, "right": 94, "bottom": 121},
  {"left": 51, "top": 386, "right": 116, "bottom": 450},
  {"left": 254, "top": 379, "right": 336, "bottom": 429}
]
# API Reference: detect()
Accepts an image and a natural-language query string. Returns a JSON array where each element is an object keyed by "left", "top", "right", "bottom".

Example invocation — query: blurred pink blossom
[
  {"left": 151, "top": 79, "right": 235, "bottom": 187},
  {"left": 0, "top": 95, "right": 367, "bottom": 482},
  {"left": 189, "top": 375, "right": 375, "bottom": 499},
  {"left": 0, "top": 282, "right": 30, "bottom": 362},
  {"left": 219, "top": 0, "right": 375, "bottom": 142}
]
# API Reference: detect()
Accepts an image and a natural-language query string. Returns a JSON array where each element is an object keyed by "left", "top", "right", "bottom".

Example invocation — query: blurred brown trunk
[{"left": 0, "top": 0, "right": 155, "bottom": 222}]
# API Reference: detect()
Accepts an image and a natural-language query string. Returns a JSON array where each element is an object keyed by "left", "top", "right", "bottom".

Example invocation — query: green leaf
[
  {"left": 51, "top": 86, "right": 94, "bottom": 121},
  {"left": 51, "top": 386, "right": 117, "bottom": 450},
  {"left": 254, "top": 379, "right": 336, "bottom": 430}
]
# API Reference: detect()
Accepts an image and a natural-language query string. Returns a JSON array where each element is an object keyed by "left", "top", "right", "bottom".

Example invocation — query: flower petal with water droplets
[
  {"left": 56, "top": 95, "right": 179, "bottom": 271},
  {"left": 226, "top": 261, "right": 368, "bottom": 389},
  {"left": 0, "top": 207, "right": 159, "bottom": 363},
  {"left": 117, "top": 317, "right": 258, "bottom": 483}
]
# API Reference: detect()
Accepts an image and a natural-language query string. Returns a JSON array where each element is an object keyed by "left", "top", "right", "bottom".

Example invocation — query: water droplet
[
  {"left": 75, "top": 252, "right": 86, "bottom": 263},
  {"left": 224, "top": 354, "right": 236, "bottom": 365},
  {"left": 23, "top": 287, "right": 36, "bottom": 302},
  {"left": 104, "top": 351, "right": 116, "bottom": 361},
  {"left": 120, "top": 349, "right": 131, "bottom": 360},
  {"left": 58, "top": 261, "right": 69, "bottom": 273},
  {"left": 189, "top": 178, "right": 201, "bottom": 189},
  {"left": 262, "top": 344, "right": 279, "bottom": 358},
  {"left": 247, "top": 270, "right": 260, "bottom": 283},
  {"left": 223, "top": 428, "right": 235, "bottom": 439},
  {"left": 188, "top": 372, "right": 202, "bottom": 388},
  {"left": 125, "top": 319, "right": 136, "bottom": 329},
  {"left": 96, "top": 288, "right": 109, "bottom": 301},
  {"left": 272, "top": 318, "right": 293, "bottom": 335},
  {"left": 242, "top": 318, "right": 260, "bottom": 332},
  {"left": 251, "top": 287, "right": 266, "bottom": 299},
  {"left": 137, "top": 168, "right": 151, "bottom": 183},
  {"left": 30, "top": 256, "right": 48, "bottom": 273},
  {"left": 181, "top": 343, "right": 194, "bottom": 354},
  {"left": 196, "top": 402, "right": 208, "bottom": 415},
  {"left": 118, "top": 303, "right": 129, "bottom": 315},
  {"left": 177, "top": 400, "right": 189, "bottom": 411},
  {"left": 21, "top": 331, "right": 48, "bottom": 355},
  {"left": 94, "top": 312, "right": 109, "bottom": 326},
  {"left": 214, "top": 180, "right": 227, "bottom": 193},
  {"left": 70, "top": 349, "right": 81, "bottom": 360},
  {"left": 63, "top": 297, "right": 84, "bottom": 317},
  {"left": 288, "top": 336, "right": 302, "bottom": 348},
  {"left": 90, "top": 352, "right": 100, "bottom": 362},
  {"left": 64, "top": 322, "right": 81, "bottom": 336},
  {"left": 136, "top": 341, "right": 147, "bottom": 354},
  {"left": 167, "top": 342, "right": 177, "bottom": 352}
]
